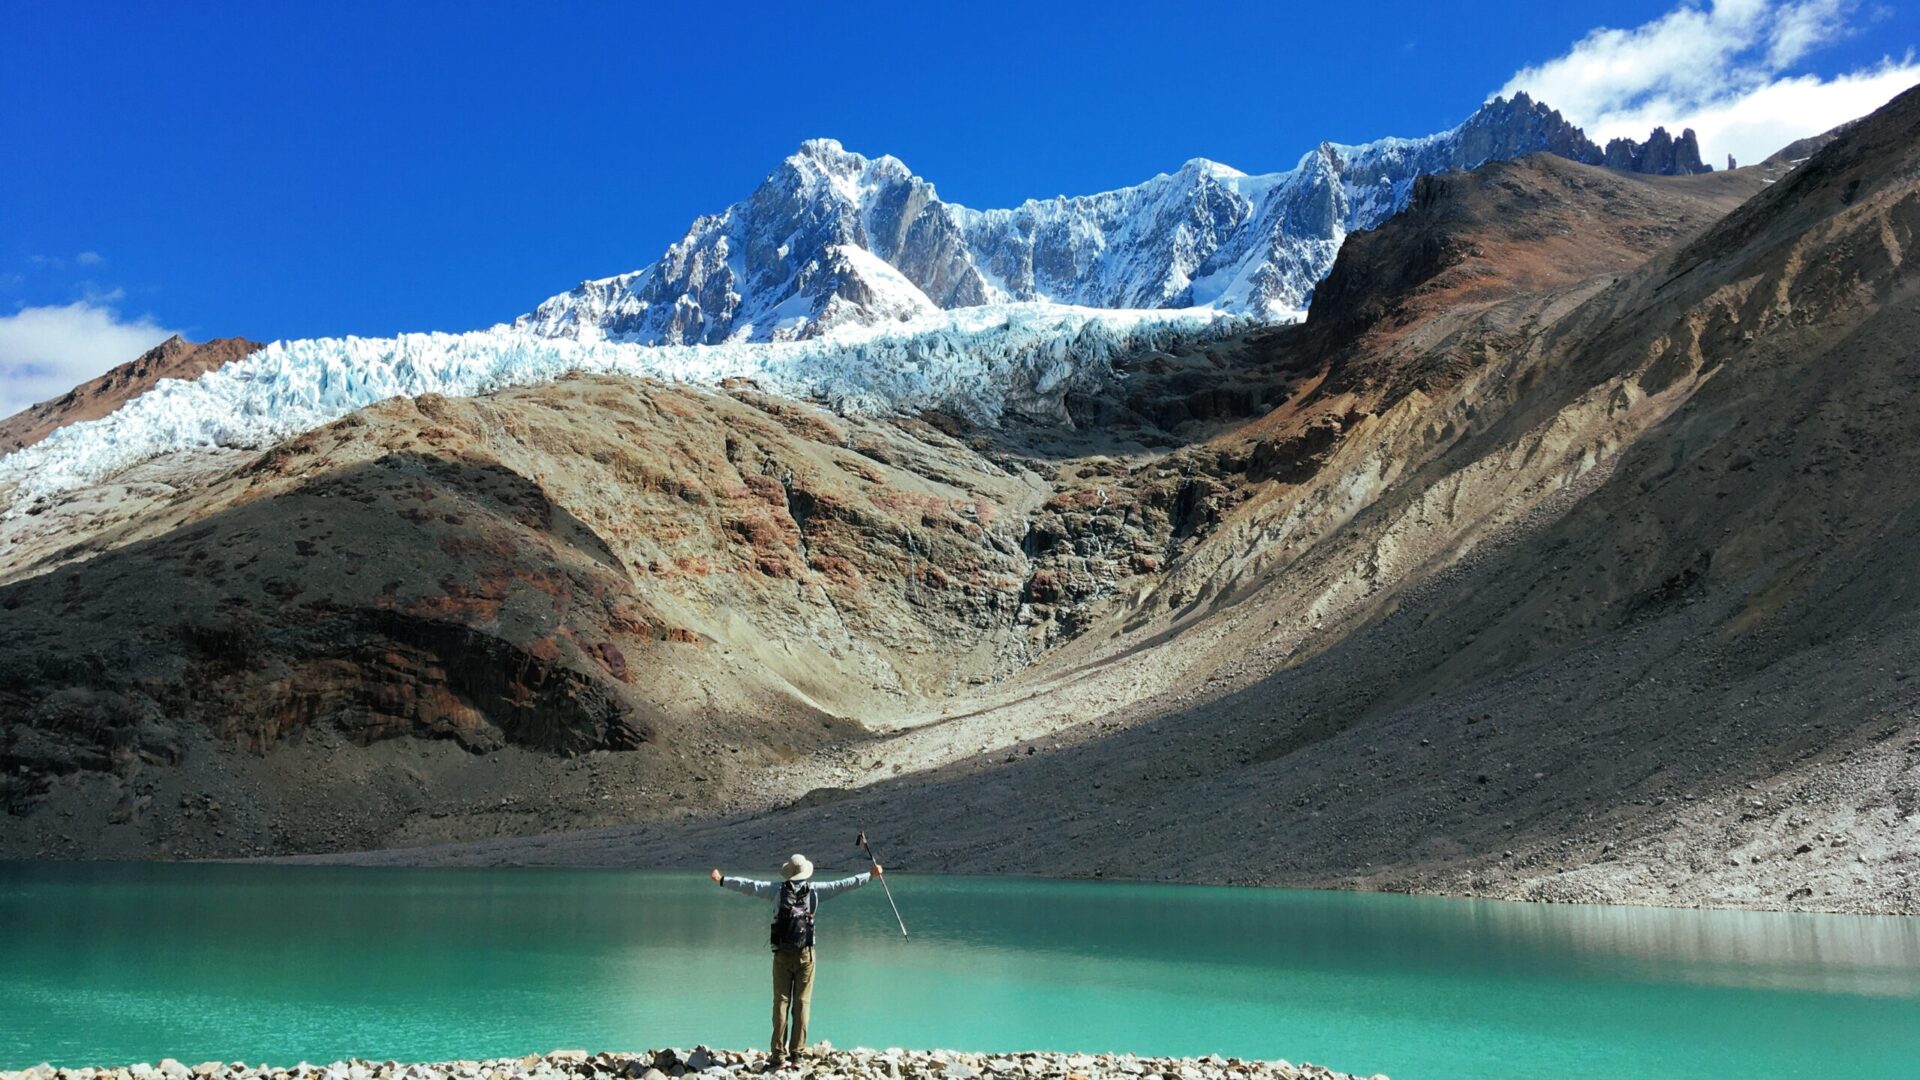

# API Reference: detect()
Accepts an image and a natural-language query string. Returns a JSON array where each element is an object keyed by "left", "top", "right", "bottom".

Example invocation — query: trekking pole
[{"left": 856, "top": 831, "right": 908, "bottom": 939}]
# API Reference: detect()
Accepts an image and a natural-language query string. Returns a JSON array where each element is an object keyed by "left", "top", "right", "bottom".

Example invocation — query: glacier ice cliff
[{"left": 0, "top": 306, "right": 1237, "bottom": 509}]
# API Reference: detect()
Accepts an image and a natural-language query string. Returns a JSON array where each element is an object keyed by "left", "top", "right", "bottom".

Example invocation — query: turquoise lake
[{"left": 2, "top": 863, "right": 1918, "bottom": 1079}]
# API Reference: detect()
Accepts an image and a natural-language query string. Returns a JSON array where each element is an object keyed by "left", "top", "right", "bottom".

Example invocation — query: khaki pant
[{"left": 771, "top": 946, "right": 815, "bottom": 1056}]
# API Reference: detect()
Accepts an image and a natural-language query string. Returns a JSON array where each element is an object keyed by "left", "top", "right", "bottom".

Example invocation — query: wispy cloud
[
  {"left": 25, "top": 251, "right": 108, "bottom": 272},
  {"left": 1500, "top": 0, "right": 1920, "bottom": 165},
  {"left": 0, "top": 300, "right": 181, "bottom": 418}
]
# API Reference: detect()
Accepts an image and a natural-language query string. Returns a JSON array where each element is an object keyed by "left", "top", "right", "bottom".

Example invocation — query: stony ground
[{"left": 0, "top": 1049, "right": 1380, "bottom": 1080}]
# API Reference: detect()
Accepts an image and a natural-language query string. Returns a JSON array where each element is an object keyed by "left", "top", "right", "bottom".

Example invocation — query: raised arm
[
  {"left": 712, "top": 868, "right": 779, "bottom": 898},
  {"left": 812, "top": 863, "right": 882, "bottom": 899}
]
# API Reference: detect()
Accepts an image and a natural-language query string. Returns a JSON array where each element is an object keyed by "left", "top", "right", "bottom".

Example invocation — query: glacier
[{"left": 0, "top": 305, "right": 1241, "bottom": 510}]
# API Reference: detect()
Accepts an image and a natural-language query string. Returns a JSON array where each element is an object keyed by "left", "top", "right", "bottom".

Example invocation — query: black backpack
[{"left": 770, "top": 880, "right": 816, "bottom": 950}]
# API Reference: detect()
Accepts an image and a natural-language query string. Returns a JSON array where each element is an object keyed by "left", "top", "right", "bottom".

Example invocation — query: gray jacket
[
  {"left": 722, "top": 873, "right": 871, "bottom": 950},
  {"left": 721, "top": 872, "right": 871, "bottom": 904}
]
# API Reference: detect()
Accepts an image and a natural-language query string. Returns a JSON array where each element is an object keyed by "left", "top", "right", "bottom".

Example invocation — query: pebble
[{"left": 2, "top": 1051, "right": 1379, "bottom": 1080}]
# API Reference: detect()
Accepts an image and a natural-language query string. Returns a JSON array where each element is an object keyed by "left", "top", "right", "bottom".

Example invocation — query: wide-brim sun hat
[{"left": 781, "top": 854, "right": 814, "bottom": 881}]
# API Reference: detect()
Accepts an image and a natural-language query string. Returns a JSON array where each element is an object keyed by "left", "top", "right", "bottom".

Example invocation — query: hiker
[{"left": 711, "top": 854, "right": 882, "bottom": 1068}]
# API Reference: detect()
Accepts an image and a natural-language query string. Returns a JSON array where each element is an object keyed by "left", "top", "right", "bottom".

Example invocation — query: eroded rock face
[{"left": 0, "top": 448, "right": 664, "bottom": 808}]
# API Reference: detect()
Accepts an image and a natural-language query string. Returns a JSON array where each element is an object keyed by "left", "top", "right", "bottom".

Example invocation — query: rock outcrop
[
  {"left": 1448, "top": 92, "right": 1602, "bottom": 166},
  {"left": 1602, "top": 126, "right": 1711, "bottom": 175}
]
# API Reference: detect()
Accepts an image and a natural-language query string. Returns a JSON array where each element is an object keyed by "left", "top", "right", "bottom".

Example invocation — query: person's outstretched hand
[
  {"left": 872, "top": 862, "right": 884, "bottom": 877},
  {"left": 709, "top": 868, "right": 723, "bottom": 884}
]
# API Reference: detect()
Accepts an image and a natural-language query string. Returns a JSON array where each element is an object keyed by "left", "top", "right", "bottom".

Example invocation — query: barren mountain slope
[
  {"left": 1303, "top": 156, "right": 1763, "bottom": 355},
  {"left": 6, "top": 93, "right": 1910, "bottom": 910},
  {"left": 310, "top": 89, "right": 1920, "bottom": 914},
  {"left": 0, "top": 326, "right": 1310, "bottom": 857},
  {"left": 0, "top": 335, "right": 260, "bottom": 454}
]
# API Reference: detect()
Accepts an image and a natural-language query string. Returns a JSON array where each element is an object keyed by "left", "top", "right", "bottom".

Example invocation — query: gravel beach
[{"left": 0, "top": 1049, "right": 1382, "bottom": 1080}]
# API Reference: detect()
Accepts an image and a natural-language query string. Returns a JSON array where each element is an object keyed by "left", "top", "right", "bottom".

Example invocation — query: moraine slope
[{"left": 295, "top": 87, "right": 1920, "bottom": 916}]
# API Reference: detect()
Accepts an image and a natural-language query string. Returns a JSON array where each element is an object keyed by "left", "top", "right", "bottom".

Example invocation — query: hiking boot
[{"left": 764, "top": 1055, "right": 784, "bottom": 1073}]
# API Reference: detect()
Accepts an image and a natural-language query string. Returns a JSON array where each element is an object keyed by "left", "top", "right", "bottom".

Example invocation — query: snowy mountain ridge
[
  {"left": 518, "top": 93, "right": 1705, "bottom": 346},
  {"left": 0, "top": 93, "right": 1709, "bottom": 511}
]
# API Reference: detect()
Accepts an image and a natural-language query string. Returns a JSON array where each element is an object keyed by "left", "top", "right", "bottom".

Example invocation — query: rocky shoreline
[{"left": 0, "top": 1048, "right": 1383, "bottom": 1080}]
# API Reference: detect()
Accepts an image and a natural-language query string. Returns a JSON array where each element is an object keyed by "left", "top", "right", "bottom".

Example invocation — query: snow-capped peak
[
  {"left": 0, "top": 94, "right": 1706, "bottom": 511},
  {"left": 520, "top": 94, "right": 1665, "bottom": 345},
  {"left": 1179, "top": 157, "right": 1247, "bottom": 179}
]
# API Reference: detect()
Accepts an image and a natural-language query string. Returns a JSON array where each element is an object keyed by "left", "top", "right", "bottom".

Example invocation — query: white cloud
[
  {"left": 0, "top": 301, "right": 181, "bottom": 418},
  {"left": 74, "top": 251, "right": 104, "bottom": 267},
  {"left": 1500, "top": 0, "right": 1920, "bottom": 165}
]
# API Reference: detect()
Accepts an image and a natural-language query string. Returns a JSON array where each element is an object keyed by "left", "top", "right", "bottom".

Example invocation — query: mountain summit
[{"left": 518, "top": 94, "right": 1709, "bottom": 346}]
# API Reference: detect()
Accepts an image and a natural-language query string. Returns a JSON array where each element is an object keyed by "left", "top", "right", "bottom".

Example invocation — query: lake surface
[{"left": 3, "top": 863, "right": 1918, "bottom": 1079}]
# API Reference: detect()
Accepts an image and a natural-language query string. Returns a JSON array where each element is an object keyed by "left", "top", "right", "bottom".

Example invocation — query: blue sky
[{"left": 2, "top": 0, "right": 1916, "bottom": 413}]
